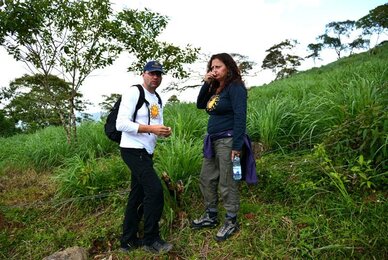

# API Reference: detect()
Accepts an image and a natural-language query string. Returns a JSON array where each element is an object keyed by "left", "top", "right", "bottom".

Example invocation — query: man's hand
[{"left": 139, "top": 124, "right": 172, "bottom": 137}]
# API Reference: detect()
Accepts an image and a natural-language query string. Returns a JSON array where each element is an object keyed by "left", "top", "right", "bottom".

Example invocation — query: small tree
[
  {"left": 167, "top": 95, "right": 180, "bottom": 103},
  {"left": 0, "top": 0, "right": 199, "bottom": 144},
  {"left": 0, "top": 109, "right": 18, "bottom": 137},
  {"left": 230, "top": 53, "right": 256, "bottom": 77},
  {"left": 261, "top": 39, "right": 303, "bottom": 80},
  {"left": 99, "top": 93, "right": 121, "bottom": 115},
  {"left": 317, "top": 20, "right": 356, "bottom": 59},
  {"left": 0, "top": 0, "right": 121, "bottom": 143},
  {"left": 356, "top": 3, "right": 388, "bottom": 47},
  {"left": 348, "top": 37, "right": 370, "bottom": 54},
  {"left": 305, "top": 43, "right": 323, "bottom": 66},
  {"left": 113, "top": 8, "right": 200, "bottom": 80},
  {"left": 0, "top": 74, "right": 86, "bottom": 133}
]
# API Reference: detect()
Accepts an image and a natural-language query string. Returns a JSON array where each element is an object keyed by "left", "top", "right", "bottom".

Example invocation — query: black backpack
[{"left": 104, "top": 84, "right": 162, "bottom": 143}]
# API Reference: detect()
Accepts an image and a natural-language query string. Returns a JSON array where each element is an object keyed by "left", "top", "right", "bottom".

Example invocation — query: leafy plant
[
  {"left": 53, "top": 155, "right": 130, "bottom": 203},
  {"left": 313, "top": 144, "right": 353, "bottom": 206},
  {"left": 349, "top": 154, "right": 387, "bottom": 190}
]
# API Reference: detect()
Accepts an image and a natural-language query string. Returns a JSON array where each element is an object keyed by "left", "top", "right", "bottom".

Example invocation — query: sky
[{"left": 0, "top": 0, "right": 386, "bottom": 113}]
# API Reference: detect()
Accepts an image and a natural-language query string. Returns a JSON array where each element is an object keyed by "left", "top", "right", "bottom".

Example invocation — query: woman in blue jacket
[{"left": 191, "top": 53, "right": 257, "bottom": 241}]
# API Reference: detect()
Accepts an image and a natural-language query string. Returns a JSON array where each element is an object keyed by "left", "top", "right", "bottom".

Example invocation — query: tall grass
[
  {"left": 0, "top": 127, "right": 71, "bottom": 172},
  {"left": 76, "top": 121, "right": 120, "bottom": 158},
  {"left": 248, "top": 97, "right": 294, "bottom": 150},
  {"left": 247, "top": 45, "right": 387, "bottom": 170},
  {"left": 163, "top": 102, "right": 207, "bottom": 139},
  {"left": 155, "top": 134, "right": 202, "bottom": 182},
  {"left": 54, "top": 154, "right": 129, "bottom": 201},
  {"left": 155, "top": 102, "right": 206, "bottom": 226},
  {"left": 0, "top": 122, "right": 120, "bottom": 174},
  {"left": 0, "top": 134, "right": 31, "bottom": 172}
]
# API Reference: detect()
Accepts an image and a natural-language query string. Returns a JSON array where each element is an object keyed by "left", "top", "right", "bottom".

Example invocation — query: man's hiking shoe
[
  {"left": 143, "top": 238, "right": 173, "bottom": 254},
  {"left": 120, "top": 239, "right": 143, "bottom": 252},
  {"left": 215, "top": 218, "right": 239, "bottom": 241},
  {"left": 191, "top": 212, "right": 218, "bottom": 229}
]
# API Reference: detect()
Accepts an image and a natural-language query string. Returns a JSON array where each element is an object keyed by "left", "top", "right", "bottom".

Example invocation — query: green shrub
[{"left": 53, "top": 155, "right": 129, "bottom": 203}]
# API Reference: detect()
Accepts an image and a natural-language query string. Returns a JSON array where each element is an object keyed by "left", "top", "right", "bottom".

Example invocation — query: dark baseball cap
[{"left": 143, "top": 61, "right": 164, "bottom": 74}]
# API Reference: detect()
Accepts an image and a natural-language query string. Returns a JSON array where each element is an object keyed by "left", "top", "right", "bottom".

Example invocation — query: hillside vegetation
[{"left": 0, "top": 43, "right": 387, "bottom": 259}]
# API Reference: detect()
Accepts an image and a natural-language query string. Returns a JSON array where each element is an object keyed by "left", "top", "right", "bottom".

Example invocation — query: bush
[{"left": 54, "top": 155, "right": 130, "bottom": 204}]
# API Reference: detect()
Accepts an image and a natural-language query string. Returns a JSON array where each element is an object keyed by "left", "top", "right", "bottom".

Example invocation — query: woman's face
[{"left": 210, "top": 58, "right": 227, "bottom": 82}]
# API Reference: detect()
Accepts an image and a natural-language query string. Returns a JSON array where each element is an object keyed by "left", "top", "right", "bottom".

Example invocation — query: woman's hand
[
  {"left": 203, "top": 72, "right": 214, "bottom": 84},
  {"left": 231, "top": 150, "right": 241, "bottom": 161}
]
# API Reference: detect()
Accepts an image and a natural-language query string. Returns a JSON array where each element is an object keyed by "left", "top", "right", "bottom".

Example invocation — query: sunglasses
[{"left": 146, "top": 71, "right": 163, "bottom": 77}]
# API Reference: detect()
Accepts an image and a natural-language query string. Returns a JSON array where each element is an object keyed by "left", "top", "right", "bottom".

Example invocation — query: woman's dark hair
[{"left": 207, "top": 53, "right": 244, "bottom": 90}]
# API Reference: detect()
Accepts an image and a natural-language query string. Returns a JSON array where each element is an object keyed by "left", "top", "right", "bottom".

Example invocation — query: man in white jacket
[{"left": 116, "top": 61, "right": 172, "bottom": 254}]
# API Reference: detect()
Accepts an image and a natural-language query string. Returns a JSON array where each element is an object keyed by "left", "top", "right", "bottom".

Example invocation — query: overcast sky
[{"left": 0, "top": 0, "right": 386, "bottom": 112}]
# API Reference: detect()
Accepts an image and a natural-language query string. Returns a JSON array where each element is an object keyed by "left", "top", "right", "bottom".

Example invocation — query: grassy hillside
[{"left": 0, "top": 43, "right": 387, "bottom": 259}]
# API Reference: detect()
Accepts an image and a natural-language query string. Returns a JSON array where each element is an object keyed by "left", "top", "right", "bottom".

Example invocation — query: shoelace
[{"left": 219, "top": 221, "right": 233, "bottom": 233}]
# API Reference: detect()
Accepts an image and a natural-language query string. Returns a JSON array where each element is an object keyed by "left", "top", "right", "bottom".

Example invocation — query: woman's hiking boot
[
  {"left": 214, "top": 217, "right": 239, "bottom": 241},
  {"left": 191, "top": 211, "right": 218, "bottom": 229}
]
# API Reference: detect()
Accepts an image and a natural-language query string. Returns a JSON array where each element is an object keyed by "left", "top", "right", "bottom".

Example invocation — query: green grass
[
  {"left": 0, "top": 43, "right": 387, "bottom": 259},
  {"left": 1, "top": 166, "right": 386, "bottom": 259}
]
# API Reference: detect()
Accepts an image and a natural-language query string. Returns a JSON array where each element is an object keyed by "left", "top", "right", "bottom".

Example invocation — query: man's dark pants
[{"left": 120, "top": 148, "right": 164, "bottom": 247}]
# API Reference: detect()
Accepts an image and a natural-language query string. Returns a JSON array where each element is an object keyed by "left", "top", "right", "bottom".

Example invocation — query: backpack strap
[
  {"left": 132, "top": 84, "right": 162, "bottom": 124},
  {"left": 154, "top": 91, "right": 162, "bottom": 106},
  {"left": 132, "top": 84, "right": 146, "bottom": 122}
]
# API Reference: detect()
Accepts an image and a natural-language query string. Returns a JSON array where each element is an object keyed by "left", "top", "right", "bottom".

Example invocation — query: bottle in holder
[{"left": 232, "top": 155, "right": 242, "bottom": 181}]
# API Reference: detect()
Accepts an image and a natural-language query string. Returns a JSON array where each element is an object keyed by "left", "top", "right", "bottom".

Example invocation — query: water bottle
[{"left": 232, "top": 156, "right": 242, "bottom": 181}]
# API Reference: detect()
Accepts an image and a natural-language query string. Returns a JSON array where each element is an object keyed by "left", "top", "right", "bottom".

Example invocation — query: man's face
[{"left": 143, "top": 71, "right": 163, "bottom": 89}]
